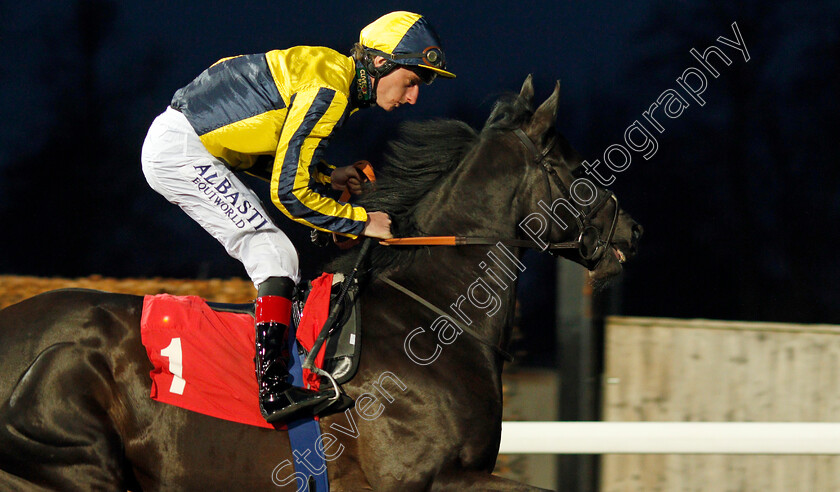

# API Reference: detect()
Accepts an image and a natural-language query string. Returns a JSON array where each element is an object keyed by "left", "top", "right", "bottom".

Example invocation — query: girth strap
[{"left": 381, "top": 277, "right": 514, "bottom": 362}]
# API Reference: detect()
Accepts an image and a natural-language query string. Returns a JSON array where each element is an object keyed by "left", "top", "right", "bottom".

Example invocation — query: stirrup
[
  {"left": 310, "top": 366, "right": 345, "bottom": 415},
  {"left": 284, "top": 367, "right": 352, "bottom": 416},
  {"left": 261, "top": 385, "right": 333, "bottom": 423},
  {"left": 314, "top": 392, "right": 355, "bottom": 416}
]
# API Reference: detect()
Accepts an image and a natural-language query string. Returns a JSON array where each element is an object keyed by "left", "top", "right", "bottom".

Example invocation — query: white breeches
[{"left": 141, "top": 107, "right": 300, "bottom": 287}]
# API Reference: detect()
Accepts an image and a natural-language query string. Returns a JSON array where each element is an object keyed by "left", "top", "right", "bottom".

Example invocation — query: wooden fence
[
  {"left": 0, "top": 275, "right": 256, "bottom": 310},
  {"left": 601, "top": 316, "right": 840, "bottom": 492}
]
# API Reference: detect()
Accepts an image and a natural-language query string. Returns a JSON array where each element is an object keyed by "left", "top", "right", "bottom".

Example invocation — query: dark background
[{"left": 2, "top": 1, "right": 839, "bottom": 364}]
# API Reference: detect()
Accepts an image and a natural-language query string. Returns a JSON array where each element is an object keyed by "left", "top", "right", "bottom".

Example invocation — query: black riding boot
[{"left": 255, "top": 277, "right": 333, "bottom": 423}]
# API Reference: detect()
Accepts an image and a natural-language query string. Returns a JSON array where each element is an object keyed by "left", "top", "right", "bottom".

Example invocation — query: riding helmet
[{"left": 359, "top": 11, "right": 456, "bottom": 82}]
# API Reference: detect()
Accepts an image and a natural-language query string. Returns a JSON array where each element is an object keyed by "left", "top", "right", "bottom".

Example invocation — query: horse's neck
[
  {"left": 381, "top": 135, "right": 533, "bottom": 366},
  {"left": 394, "top": 244, "right": 522, "bottom": 354},
  {"left": 413, "top": 136, "right": 526, "bottom": 240}
]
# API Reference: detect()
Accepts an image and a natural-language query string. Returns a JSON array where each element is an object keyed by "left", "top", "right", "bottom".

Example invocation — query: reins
[{"left": 380, "top": 277, "right": 514, "bottom": 362}]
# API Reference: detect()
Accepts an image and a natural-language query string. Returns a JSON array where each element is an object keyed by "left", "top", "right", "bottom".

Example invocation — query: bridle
[
  {"left": 512, "top": 128, "right": 620, "bottom": 269},
  {"left": 383, "top": 127, "right": 621, "bottom": 269},
  {"left": 374, "top": 127, "right": 621, "bottom": 362}
]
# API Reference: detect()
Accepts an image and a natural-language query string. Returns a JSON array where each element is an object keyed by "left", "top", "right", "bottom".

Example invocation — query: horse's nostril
[{"left": 632, "top": 223, "right": 644, "bottom": 240}]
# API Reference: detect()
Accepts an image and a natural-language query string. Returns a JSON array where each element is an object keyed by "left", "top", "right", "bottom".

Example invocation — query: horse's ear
[
  {"left": 526, "top": 80, "right": 560, "bottom": 139},
  {"left": 519, "top": 74, "right": 535, "bottom": 105}
]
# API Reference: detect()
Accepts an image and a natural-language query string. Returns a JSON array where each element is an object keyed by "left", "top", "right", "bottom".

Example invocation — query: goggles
[
  {"left": 391, "top": 46, "right": 446, "bottom": 70},
  {"left": 368, "top": 46, "right": 448, "bottom": 84}
]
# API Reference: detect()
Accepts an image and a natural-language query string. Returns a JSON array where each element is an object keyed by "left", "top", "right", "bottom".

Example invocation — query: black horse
[{"left": 0, "top": 77, "right": 641, "bottom": 491}]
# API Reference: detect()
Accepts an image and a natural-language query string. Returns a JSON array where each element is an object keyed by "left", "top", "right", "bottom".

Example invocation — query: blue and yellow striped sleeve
[
  {"left": 311, "top": 160, "right": 336, "bottom": 185},
  {"left": 270, "top": 87, "right": 368, "bottom": 238}
]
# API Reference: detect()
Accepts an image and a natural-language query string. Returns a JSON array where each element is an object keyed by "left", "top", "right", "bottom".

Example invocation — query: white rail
[{"left": 499, "top": 422, "right": 840, "bottom": 455}]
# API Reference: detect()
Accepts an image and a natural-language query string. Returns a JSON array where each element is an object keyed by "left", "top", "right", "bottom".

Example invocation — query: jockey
[{"left": 140, "top": 11, "right": 455, "bottom": 423}]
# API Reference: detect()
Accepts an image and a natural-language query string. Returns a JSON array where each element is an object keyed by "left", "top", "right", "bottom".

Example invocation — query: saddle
[
  {"left": 206, "top": 273, "right": 362, "bottom": 387},
  {"left": 140, "top": 272, "right": 361, "bottom": 429},
  {"left": 291, "top": 273, "right": 362, "bottom": 389}
]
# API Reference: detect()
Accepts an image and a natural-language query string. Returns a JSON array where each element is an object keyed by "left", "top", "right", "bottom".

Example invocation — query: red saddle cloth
[{"left": 140, "top": 273, "right": 334, "bottom": 429}]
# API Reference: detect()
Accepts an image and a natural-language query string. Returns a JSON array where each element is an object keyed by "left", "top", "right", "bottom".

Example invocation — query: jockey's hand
[
  {"left": 331, "top": 165, "right": 364, "bottom": 195},
  {"left": 363, "top": 211, "right": 393, "bottom": 239}
]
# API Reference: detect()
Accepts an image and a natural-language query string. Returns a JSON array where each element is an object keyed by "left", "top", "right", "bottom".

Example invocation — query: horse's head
[
  {"left": 335, "top": 77, "right": 641, "bottom": 286},
  {"left": 491, "top": 76, "right": 643, "bottom": 286}
]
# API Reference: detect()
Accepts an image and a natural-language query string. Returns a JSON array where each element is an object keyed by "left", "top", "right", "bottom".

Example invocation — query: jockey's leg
[
  {"left": 254, "top": 277, "right": 334, "bottom": 422},
  {"left": 140, "top": 106, "right": 300, "bottom": 287},
  {"left": 142, "top": 107, "right": 331, "bottom": 421}
]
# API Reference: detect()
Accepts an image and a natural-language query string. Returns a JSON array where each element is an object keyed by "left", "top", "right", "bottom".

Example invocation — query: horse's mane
[
  {"left": 327, "top": 93, "right": 533, "bottom": 276},
  {"left": 356, "top": 118, "right": 479, "bottom": 234}
]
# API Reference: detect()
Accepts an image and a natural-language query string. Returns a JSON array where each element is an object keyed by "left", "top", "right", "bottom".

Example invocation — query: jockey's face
[{"left": 373, "top": 56, "right": 422, "bottom": 111}]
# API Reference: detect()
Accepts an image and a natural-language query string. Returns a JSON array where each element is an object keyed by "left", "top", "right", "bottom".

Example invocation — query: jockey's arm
[
  {"left": 270, "top": 87, "right": 369, "bottom": 239},
  {"left": 329, "top": 165, "right": 365, "bottom": 195}
]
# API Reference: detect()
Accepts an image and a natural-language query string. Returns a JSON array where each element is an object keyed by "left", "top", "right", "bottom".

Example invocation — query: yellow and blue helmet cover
[{"left": 360, "top": 11, "right": 456, "bottom": 79}]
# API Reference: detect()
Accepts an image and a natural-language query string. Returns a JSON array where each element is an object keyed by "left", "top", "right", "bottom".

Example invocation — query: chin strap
[
  {"left": 358, "top": 48, "right": 405, "bottom": 107},
  {"left": 353, "top": 62, "right": 377, "bottom": 107}
]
